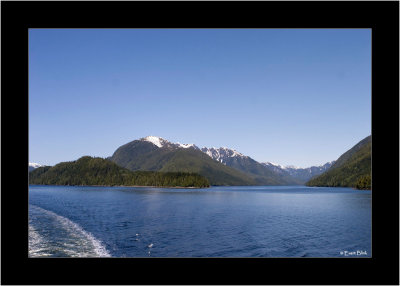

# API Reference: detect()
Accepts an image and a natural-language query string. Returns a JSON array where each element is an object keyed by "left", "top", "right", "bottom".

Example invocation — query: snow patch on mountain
[
  {"left": 264, "top": 162, "right": 286, "bottom": 169},
  {"left": 200, "top": 146, "right": 247, "bottom": 165},
  {"left": 284, "top": 165, "right": 302, "bottom": 170},
  {"left": 177, "top": 143, "right": 196, "bottom": 149},
  {"left": 140, "top": 136, "right": 200, "bottom": 150},
  {"left": 262, "top": 160, "right": 336, "bottom": 183},
  {"left": 29, "top": 162, "right": 43, "bottom": 168},
  {"left": 141, "top": 136, "right": 166, "bottom": 148},
  {"left": 263, "top": 161, "right": 334, "bottom": 171}
]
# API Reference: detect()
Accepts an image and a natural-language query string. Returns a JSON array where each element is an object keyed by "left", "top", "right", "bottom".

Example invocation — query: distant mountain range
[
  {"left": 28, "top": 162, "right": 43, "bottom": 172},
  {"left": 30, "top": 135, "right": 369, "bottom": 188},
  {"left": 199, "top": 146, "right": 302, "bottom": 185},
  {"left": 108, "top": 136, "right": 334, "bottom": 186},
  {"left": 306, "top": 135, "right": 371, "bottom": 189},
  {"left": 261, "top": 161, "right": 335, "bottom": 184},
  {"left": 109, "top": 136, "right": 257, "bottom": 186}
]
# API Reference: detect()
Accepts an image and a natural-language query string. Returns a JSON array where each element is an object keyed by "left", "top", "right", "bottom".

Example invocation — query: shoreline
[
  {"left": 306, "top": 184, "right": 371, "bottom": 190},
  {"left": 28, "top": 184, "right": 210, "bottom": 189}
]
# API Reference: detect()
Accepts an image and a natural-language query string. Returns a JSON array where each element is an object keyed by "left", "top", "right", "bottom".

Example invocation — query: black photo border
[{"left": 2, "top": 1, "right": 399, "bottom": 285}]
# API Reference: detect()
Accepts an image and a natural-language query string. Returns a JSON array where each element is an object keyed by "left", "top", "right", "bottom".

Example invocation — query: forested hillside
[
  {"left": 29, "top": 156, "right": 210, "bottom": 188},
  {"left": 110, "top": 139, "right": 257, "bottom": 186},
  {"left": 306, "top": 135, "right": 371, "bottom": 189}
]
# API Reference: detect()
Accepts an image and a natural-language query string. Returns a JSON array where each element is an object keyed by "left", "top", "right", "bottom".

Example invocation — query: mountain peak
[
  {"left": 141, "top": 136, "right": 168, "bottom": 148},
  {"left": 284, "top": 165, "right": 302, "bottom": 170},
  {"left": 223, "top": 147, "right": 244, "bottom": 158},
  {"left": 200, "top": 146, "right": 247, "bottom": 164},
  {"left": 140, "top": 136, "right": 200, "bottom": 150},
  {"left": 29, "top": 162, "right": 43, "bottom": 168},
  {"left": 29, "top": 162, "right": 44, "bottom": 173},
  {"left": 263, "top": 162, "right": 285, "bottom": 168},
  {"left": 177, "top": 142, "right": 197, "bottom": 149}
]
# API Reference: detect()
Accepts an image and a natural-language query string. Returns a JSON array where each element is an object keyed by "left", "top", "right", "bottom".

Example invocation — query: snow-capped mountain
[
  {"left": 110, "top": 136, "right": 258, "bottom": 186},
  {"left": 262, "top": 161, "right": 335, "bottom": 183},
  {"left": 140, "top": 136, "right": 247, "bottom": 163},
  {"left": 110, "top": 136, "right": 300, "bottom": 185},
  {"left": 200, "top": 147, "right": 247, "bottom": 164},
  {"left": 141, "top": 136, "right": 200, "bottom": 150},
  {"left": 261, "top": 162, "right": 289, "bottom": 175},
  {"left": 29, "top": 162, "right": 42, "bottom": 168},
  {"left": 140, "top": 136, "right": 299, "bottom": 185},
  {"left": 141, "top": 135, "right": 180, "bottom": 149},
  {"left": 196, "top": 146, "right": 300, "bottom": 185},
  {"left": 141, "top": 135, "right": 166, "bottom": 148},
  {"left": 28, "top": 162, "right": 43, "bottom": 172},
  {"left": 129, "top": 136, "right": 332, "bottom": 185}
]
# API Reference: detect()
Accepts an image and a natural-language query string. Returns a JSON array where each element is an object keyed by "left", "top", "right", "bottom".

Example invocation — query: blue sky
[{"left": 29, "top": 29, "right": 371, "bottom": 167}]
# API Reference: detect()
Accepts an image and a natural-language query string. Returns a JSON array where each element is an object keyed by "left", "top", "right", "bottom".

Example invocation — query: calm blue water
[{"left": 28, "top": 185, "right": 371, "bottom": 258}]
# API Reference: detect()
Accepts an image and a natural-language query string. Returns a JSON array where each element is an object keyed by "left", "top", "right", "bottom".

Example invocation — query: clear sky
[{"left": 29, "top": 29, "right": 371, "bottom": 167}]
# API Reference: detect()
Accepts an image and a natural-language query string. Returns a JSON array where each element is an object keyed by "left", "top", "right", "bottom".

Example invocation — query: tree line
[{"left": 29, "top": 156, "right": 210, "bottom": 188}]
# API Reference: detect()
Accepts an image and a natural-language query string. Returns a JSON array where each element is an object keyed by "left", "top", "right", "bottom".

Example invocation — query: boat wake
[{"left": 29, "top": 204, "right": 111, "bottom": 258}]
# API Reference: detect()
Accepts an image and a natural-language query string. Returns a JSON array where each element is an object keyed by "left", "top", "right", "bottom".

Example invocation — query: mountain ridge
[
  {"left": 29, "top": 162, "right": 44, "bottom": 172},
  {"left": 31, "top": 135, "right": 359, "bottom": 188},
  {"left": 109, "top": 137, "right": 258, "bottom": 186},
  {"left": 306, "top": 135, "right": 371, "bottom": 189},
  {"left": 109, "top": 136, "right": 332, "bottom": 186},
  {"left": 262, "top": 161, "right": 335, "bottom": 184}
]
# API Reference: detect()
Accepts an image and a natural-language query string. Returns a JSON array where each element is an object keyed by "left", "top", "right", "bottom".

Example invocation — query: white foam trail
[
  {"left": 28, "top": 224, "right": 52, "bottom": 257},
  {"left": 29, "top": 205, "right": 111, "bottom": 257}
]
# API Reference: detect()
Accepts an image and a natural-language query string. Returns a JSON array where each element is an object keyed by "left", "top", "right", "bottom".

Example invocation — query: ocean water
[{"left": 28, "top": 185, "right": 371, "bottom": 258}]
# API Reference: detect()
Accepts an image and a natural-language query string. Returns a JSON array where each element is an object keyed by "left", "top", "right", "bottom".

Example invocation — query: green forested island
[
  {"left": 29, "top": 156, "right": 210, "bottom": 188},
  {"left": 306, "top": 135, "right": 371, "bottom": 189}
]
